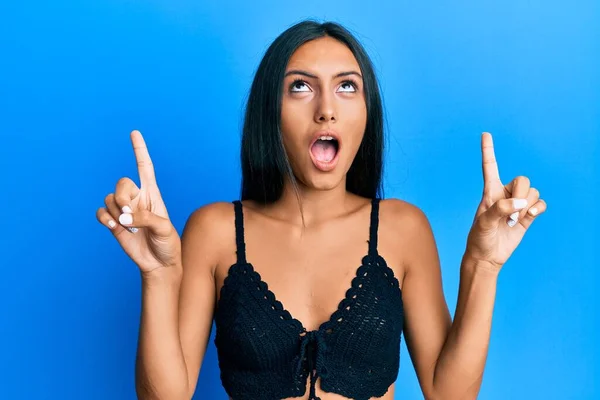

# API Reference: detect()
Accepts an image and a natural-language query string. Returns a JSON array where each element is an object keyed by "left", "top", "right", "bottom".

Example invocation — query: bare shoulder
[
  {"left": 181, "top": 201, "right": 236, "bottom": 275},
  {"left": 183, "top": 201, "right": 235, "bottom": 234},
  {"left": 378, "top": 198, "right": 437, "bottom": 280},
  {"left": 379, "top": 197, "right": 431, "bottom": 232}
]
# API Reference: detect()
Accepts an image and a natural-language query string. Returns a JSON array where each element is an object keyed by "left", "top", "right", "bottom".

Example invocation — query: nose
[{"left": 314, "top": 91, "right": 336, "bottom": 123}]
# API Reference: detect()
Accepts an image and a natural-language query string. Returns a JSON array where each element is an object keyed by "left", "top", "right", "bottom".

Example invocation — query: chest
[{"left": 213, "top": 212, "right": 405, "bottom": 332}]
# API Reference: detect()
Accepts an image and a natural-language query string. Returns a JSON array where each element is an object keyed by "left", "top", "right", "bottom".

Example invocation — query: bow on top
[{"left": 295, "top": 330, "right": 328, "bottom": 400}]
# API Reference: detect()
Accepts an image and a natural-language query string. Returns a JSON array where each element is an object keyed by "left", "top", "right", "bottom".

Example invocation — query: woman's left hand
[{"left": 465, "top": 132, "right": 547, "bottom": 272}]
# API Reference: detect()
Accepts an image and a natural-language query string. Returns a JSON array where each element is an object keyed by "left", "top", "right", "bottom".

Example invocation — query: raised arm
[
  {"left": 96, "top": 130, "right": 227, "bottom": 400},
  {"left": 399, "top": 133, "right": 546, "bottom": 399}
]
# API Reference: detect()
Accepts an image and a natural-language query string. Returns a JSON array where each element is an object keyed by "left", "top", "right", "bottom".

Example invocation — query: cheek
[
  {"left": 347, "top": 95, "right": 367, "bottom": 121},
  {"left": 280, "top": 107, "right": 305, "bottom": 161},
  {"left": 280, "top": 100, "right": 311, "bottom": 148},
  {"left": 281, "top": 98, "right": 309, "bottom": 128},
  {"left": 341, "top": 102, "right": 367, "bottom": 156}
]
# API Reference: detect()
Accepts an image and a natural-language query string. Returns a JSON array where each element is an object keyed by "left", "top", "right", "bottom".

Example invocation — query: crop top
[{"left": 214, "top": 198, "right": 404, "bottom": 400}]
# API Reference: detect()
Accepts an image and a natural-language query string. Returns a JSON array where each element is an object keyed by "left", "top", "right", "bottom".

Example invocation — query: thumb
[
  {"left": 484, "top": 198, "right": 529, "bottom": 223},
  {"left": 119, "top": 209, "right": 173, "bottom": 237}
]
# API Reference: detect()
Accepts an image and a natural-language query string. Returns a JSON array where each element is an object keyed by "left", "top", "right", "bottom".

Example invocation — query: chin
[{"left": 298, "top": 168, "right": 346, "bottom": 191}]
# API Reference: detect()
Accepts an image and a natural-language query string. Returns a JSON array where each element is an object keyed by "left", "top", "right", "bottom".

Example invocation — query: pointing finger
[
  {"left": 481, "top": 132, "right": 501, "bottom": 187},
  {"left": 131, "top": 130, "right": 157, "bottom": 188}
]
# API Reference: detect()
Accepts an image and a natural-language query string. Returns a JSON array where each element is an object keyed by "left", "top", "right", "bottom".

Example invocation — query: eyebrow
[{"left": 284, "top": 69, "right": 363, "bottom": 80}]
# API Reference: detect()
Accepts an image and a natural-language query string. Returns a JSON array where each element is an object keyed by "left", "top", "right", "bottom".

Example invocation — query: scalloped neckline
[{"left": 217, "top": 253, "right": 401, "bottom": 335}]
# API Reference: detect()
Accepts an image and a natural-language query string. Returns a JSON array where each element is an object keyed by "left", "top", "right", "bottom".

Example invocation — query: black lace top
[{"left": 214, "top": 198, "right": 404, "bottom": 400}]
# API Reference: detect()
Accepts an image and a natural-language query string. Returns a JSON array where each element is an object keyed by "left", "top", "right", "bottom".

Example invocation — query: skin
[{"left": 97, "top": 36, "right": 547, "bottom": 400}]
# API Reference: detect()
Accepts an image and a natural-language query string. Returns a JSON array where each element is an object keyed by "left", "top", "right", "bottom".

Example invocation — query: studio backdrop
[{"left": 1, "top": 0, "right": 598, "bottom": 399}]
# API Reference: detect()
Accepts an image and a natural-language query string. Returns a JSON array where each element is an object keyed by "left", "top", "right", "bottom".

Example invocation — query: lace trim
[{"left": 217, "top": 253, "right": 402, "bottom": 336}]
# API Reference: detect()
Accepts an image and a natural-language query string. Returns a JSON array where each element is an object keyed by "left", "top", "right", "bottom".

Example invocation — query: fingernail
[
  {"left": 126, "top": 227, "right": 138, "bottom": 233},
  {"left": 529, "top": 207, "right": 538, "bottom": 216},
  {"left": 510, "top": 212, "right": 519, "bottom": 222},
  {"left": 108, "top": 220, "right": 116, "bottom": 229},
  {"left": 513, "top": 199, "right": 528, "bottom": 209},
  {"left": 122, "top": 205, "right": 133, "bottom": 213},
  {"left": 119, "top": 213, "right": 133, "bottom": 225},
  {"left": 507, "top": 219, "right": 517, "bottom": 228}
]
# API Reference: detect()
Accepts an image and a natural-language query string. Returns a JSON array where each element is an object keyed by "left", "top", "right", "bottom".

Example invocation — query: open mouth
[{"left": 309, "top": 135, "right": 340, "bottom": 172}]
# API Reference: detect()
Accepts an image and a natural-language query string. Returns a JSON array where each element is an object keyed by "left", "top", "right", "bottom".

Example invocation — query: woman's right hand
[{"left": 96, "top": 130, "right": 182, "bottom": 276}]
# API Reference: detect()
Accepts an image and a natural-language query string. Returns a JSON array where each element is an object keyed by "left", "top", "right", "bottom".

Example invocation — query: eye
[
  {"left": 290, "top": 79, "right": 311, "bottom": 92},
  {"left": 338, "top": 80, "right": 358, "bottom": 93}
]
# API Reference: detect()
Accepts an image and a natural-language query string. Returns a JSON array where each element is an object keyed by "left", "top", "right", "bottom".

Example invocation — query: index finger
[
  {"left": 130, "top": 130, "right": 156, "bottom": 187},
  {"left": 481, "top": 132, "right": 501, "bottom": 185}
]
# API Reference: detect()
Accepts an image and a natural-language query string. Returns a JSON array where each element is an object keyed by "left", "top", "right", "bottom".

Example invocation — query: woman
[{"left": 96, "top": 20, "right": 546, "bottom": 400}]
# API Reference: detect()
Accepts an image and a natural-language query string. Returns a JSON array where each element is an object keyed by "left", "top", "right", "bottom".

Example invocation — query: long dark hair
[{"left": 240, "top": 19, "right": 385, "bottom": 204}]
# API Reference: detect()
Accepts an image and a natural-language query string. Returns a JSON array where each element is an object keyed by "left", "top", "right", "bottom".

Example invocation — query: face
[{"left": 280, "top": 36, "right": 367, "bottom": 191}]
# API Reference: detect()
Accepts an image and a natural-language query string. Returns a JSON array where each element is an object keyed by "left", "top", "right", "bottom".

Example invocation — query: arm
[
  {"left": 135, "top": 265, "right": 187, "bottom": 399},
  {"left": 399, "top": 205, "right": 497, "bottom": 400},
  {"left": 432, "top": 256, "right": 498, "bottom": 398},
  {"left": 401, "top": 132, "right": 545, "bottom": 399},
  {"left": 136, "top": 203, "right": 228, "bottom": 399}
]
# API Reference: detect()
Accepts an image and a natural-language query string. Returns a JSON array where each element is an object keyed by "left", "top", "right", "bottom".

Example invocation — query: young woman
[{"left": 96, "top": 20, "right": 546, "bottom": 400}]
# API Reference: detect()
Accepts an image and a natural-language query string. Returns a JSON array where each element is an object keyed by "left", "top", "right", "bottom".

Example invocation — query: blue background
[{"left": 1, "top": 1, "right": 598, "bottom": 399}]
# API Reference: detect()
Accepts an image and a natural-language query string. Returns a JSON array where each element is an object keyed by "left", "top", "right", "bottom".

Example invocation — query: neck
[{"left": 271, "top": 176, "right": 355, "bottom": 227}]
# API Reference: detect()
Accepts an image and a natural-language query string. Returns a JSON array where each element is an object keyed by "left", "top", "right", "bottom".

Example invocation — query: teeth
[{"left": 318, "top": 136, "right": 334, "bottom": 141}]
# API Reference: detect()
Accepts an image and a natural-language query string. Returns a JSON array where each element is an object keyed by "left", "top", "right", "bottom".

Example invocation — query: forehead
[{"left": 286, "top": 36, "right": 360, "bottom": 75}]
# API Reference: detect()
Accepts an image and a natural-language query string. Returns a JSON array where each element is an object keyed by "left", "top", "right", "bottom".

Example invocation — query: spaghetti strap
[
  {"left": 214, "top": 194, "right": 404, "bottom": 400},
  {"left": 368, "top": 198, "right": 380, "bottom": 257},
  {"left": 232, "top": 200, "right": 247, "bottom": 264}
]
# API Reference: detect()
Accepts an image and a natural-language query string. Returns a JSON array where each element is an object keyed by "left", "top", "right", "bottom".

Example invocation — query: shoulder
[
  {"left": 379, "top": 197, "right": 431, "bottom": 231},
  {"left": 378, "top": 198, "right": 437, "bottom": 272},
  {"left": 181, "top": 201, "right": 237, "bottom": 273},
  {"left": 183, "top": 201, "right": 236, "bottom": 233}
]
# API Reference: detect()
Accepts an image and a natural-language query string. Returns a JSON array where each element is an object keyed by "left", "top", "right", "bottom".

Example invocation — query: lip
[{"left": 308, "top": 129, "right": 342, "bottom": 172}]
